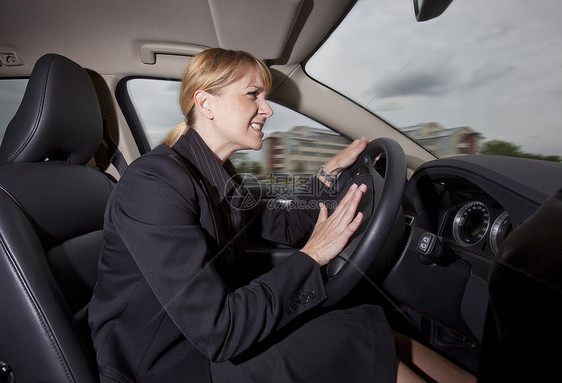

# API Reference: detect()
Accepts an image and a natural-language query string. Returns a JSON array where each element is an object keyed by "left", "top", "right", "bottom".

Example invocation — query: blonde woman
[{"left": 89, "top": 48, "right": 474, "bottom": 383}]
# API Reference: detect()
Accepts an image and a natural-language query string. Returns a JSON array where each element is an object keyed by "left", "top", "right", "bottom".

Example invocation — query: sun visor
[{"left": 208, "top": 0, "right": 304, "bottom": 60}]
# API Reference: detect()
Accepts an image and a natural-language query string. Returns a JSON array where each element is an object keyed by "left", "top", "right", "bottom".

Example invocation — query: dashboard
[
  {"left": 383, "top": 154, "right": 562, "bottom": 345},
  {"left": 402, "top": 155, "right": 562, "bottom": 262}
]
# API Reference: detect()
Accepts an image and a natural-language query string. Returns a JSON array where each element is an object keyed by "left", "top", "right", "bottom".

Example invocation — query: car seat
[
  {"left": 0, "top": 54, "right": 114, "bottom": 382},
  {"left": 478, "top": 188, "right": 562, "bottom": 382}
]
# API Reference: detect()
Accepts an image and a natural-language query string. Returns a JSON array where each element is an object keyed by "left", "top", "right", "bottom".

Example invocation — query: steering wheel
[{"left": 322, "top": 137, "right": 406, "bottom": 306}]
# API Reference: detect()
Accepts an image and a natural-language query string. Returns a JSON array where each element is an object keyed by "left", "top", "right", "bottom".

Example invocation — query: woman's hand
[
  {"left": 301, "top": 183, "right": 367, "bottom": 266},
  {"left": 324, "top": 137, "right": 368, "bottom": 174}
]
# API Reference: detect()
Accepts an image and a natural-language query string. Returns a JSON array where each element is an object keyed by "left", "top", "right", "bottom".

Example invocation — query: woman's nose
[{"left": 260, "top": 100, "right": 274, "bottom": 118}]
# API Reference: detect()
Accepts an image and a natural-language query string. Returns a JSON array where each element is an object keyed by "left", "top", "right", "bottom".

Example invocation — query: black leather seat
[
  {"left": 478, "top": 188, "right": 562, "bottom": 382},
  {"left": 0, "top": 54, "right": 113, "bottom": 382}
]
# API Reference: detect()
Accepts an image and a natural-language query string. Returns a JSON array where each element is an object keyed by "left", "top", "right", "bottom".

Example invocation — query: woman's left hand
[{"left": 319, "top": 137, "right": 368, "bottom": 184}]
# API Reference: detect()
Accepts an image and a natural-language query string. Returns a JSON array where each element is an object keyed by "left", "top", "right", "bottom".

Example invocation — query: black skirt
[{"left": 210, "top": 304, "right": 396, "bottom": 383}]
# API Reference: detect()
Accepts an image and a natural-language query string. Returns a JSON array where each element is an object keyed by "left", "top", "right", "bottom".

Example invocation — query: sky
[{"left": 306, "top": 0, "right": 562, "bottom": 157}]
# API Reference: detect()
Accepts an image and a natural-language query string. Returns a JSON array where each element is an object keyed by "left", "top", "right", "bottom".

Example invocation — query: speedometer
[
  {"left": 453, "top": 201, "right": 490, "bottom": 247},
  {"left": 490, "top": 211, "right": 512, "bottom": 255}
]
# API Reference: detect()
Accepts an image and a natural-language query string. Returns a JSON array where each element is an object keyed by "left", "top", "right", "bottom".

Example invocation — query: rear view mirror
[{"left": 413, "top": 0, "right": 455, "bottom": 21}]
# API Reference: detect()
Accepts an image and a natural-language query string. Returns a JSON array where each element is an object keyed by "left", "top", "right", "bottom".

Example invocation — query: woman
[{"left": 89, "top": 48, "right": 472, "bottom": 383}]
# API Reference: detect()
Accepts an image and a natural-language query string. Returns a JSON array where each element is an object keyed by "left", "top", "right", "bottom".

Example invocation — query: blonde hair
[{"left": 162, "top": 48, "right": 273, "bottom": 147}]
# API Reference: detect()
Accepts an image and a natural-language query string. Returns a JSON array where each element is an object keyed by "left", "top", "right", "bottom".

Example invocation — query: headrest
[{"left": 0, "top": 54, "right": 102, "bottom": 165}]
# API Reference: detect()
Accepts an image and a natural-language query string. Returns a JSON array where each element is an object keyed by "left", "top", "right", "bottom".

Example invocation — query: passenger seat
[{"left": 0, "top": 54, "right": 113, "bottom": 383}]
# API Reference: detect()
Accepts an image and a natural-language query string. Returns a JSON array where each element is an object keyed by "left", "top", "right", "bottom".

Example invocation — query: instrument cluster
[{"left": 445, "top": 199, "right": 512, "bottom": 259}]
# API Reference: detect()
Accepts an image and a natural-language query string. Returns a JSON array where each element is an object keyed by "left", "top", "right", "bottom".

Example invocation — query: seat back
[
  {"left": 0, "top": 54, "right": 113, "bottom": 382},
  {"left": 478, "top": 188, "right": 562, "bottom": 382}
]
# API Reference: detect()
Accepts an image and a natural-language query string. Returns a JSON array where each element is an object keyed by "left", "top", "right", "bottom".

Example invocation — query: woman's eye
[{"left": 247, "top": 91, "right": 258, "bottom": 98}]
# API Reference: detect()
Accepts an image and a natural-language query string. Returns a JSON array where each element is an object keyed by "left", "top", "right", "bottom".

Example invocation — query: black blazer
[{"left": 89, "top": 132, "right": 331, "bottom": 382}]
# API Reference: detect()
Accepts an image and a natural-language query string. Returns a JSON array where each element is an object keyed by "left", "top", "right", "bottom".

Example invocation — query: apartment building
[{"left": 262, "top": 126, "right": 352, "bottom": 174}]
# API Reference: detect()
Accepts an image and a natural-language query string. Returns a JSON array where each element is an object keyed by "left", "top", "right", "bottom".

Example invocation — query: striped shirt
[
  {"left": 180, "top": 128, "right": 249, "bottom": 286},
  {"left": 183, "top": 128, "right": 243, "bottom": 208}
]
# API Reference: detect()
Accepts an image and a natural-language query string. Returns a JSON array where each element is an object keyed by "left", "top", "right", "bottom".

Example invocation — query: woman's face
[{"left": 207, "top": 68, "right": 273, "bottom": 157}]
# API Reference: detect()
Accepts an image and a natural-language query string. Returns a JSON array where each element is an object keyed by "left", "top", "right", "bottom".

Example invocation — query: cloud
[
  {"left": 306, "top": 0, "right": 562, "bottom": 156},
  {"left": 375, "top": 66, "right": 456, "bottom": 98},
  {"left": 464, "top": 61, "right": 517, "bottom": 90}
]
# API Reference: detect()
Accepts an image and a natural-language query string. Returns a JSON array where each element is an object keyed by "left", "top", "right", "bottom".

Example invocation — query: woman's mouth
[{"left": 250, "top": 123, "right": 263, "bottom": 132}]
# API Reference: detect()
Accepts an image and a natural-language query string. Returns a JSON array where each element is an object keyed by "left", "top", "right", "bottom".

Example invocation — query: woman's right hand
[{"left": 301, "top": 183, "right": 367, "bottom": 266}]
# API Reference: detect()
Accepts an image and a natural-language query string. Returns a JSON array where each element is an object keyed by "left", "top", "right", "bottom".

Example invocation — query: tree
[
  {"left": 480, "top": 140, "right": 561, "bottom": 162},
  {"left": 294, "top": 161, "right": 306, "bottom": 173},
  {"left": 248, "top": 161, "right": 263, "bottom": 175},
  {"left": 480, "top": 140, "right": 523, "bottom": 157}
]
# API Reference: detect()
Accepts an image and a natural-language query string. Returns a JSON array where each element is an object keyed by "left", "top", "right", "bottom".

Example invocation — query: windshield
[{"left": 307, "top": 0, "right": 562, "bottom": 161}]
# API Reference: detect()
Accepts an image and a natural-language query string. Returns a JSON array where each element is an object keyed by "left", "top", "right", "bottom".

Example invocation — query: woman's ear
[{"left": 194, "top": 91, "right": 214, "bottom": 120}]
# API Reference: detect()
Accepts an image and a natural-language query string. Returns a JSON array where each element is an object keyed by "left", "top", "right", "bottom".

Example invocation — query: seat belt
[
  {"left": 109, "top": 147, "right": 128, "bottom": 176},
  {"left": 94, "top": 118, "right": 128, "bottom": 177}
]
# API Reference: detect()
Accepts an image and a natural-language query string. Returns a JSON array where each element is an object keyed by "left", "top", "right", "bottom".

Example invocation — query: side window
[
  {"left": 125, "top": 78, "right": 351, "bottom": 181},
  {"left": 0, "top": 79, "right": 28, "bottom": 144},
  {"left": 126, "top": 79, "right": 184, "bottom": 148}
]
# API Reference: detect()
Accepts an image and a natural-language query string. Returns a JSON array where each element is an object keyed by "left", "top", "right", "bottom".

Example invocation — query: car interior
[{"left": 1, "top": 0, "right": 561, "bottom": 382}]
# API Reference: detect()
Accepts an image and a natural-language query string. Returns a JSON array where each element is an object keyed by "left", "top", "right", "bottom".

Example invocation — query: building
[
  {"left": 399, "top": 122, "right": 481, "bottom": 157},
  {"left": 262, "top": 126, "right": 352, "bottom": 174}
]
